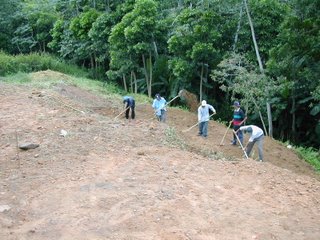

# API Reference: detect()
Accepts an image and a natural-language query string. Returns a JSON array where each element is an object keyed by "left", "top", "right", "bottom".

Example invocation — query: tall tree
[
  {"left": 108, "top": 0, "right": 159, "bottom": 96},
  {"left": 267, "top": 0, "right": 320, "bottom": 147},
  {"left": 168, "top": 7, "right": 225, "bottom": 102}
]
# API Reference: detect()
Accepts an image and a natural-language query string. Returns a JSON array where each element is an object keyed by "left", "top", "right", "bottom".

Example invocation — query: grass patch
[
  {"left": 294, "top": 146, "right": 320, "bottom": 172},
  {"left": 2, "top": 72, "right": 31, "bottom": 84},
  {"left": 164, "top": 126, "right": 186, "bottom": 149},
  {"left": 0, "top": 51, "right": 87, "bottom": 77}
]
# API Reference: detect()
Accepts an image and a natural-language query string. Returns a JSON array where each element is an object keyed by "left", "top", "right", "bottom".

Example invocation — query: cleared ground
[{"left": 1, "top": 71, "right": 319, "bottom": 240}]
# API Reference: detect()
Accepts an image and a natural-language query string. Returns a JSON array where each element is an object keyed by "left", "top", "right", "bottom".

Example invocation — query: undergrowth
[
  {"left": 164, "top": 127, "right": 186, "bottom": 149},
  {"left": 293, "top": 146, "right": 320, "bottom": 172},
  {"left": 0, "top": 51, "right": 87, "bottom": 77}
]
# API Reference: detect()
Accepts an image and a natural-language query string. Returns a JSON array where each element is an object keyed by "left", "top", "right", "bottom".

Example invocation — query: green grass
[
  {"left": 2, "top": 72, "right": 31, "bottom": 84},
  {"left": 164, "top": 126, "right": 186, "bottom": 149},
  {"left": 0, "top": 69, "right": 152, "bottom": 106},
  {"left": 294, "top": 146, "right": 320, "bottom": 172},
  {"left": 0, "top": 51, "right": 87, "bottom": 77}
]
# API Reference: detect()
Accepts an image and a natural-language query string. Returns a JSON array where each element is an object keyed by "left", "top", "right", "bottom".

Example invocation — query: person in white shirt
[
  {"left": 197, "top": 100, "right": 216, "bottom": 138},
  {"left": 238, "top": 125, "right": 264, "bottom": 161}
]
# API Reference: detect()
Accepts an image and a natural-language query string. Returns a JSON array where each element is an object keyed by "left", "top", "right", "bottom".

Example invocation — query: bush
[{"left": 0, "top": 51, "right": 88, "bottom": 77}]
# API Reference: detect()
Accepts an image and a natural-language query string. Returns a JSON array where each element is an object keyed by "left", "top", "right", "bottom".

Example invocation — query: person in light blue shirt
[
  {"left": 152, "top": 93, "right": 167, "bottom": 122},
  {"left": 198, "top": 100, "right": 216, "bottom": 137}
]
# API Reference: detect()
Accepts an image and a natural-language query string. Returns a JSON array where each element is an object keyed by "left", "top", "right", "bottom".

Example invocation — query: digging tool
[
  {"left": 182, "top": 113, "right": 216, "bottom": 133},
  {"left": 163, "top": 89, "right": 184, "bottom": 108},
  {"left": 233, "top": 130, "right": 249, "bottom": 159},
  {"left": 219, "top": 121, "right": 232, "bottom": 146},
  {"left": 114, "top": 106, "right": 130, "bottom": 120}
]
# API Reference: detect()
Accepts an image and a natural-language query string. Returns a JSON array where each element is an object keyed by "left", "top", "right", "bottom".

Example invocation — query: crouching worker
[
  {"left": 238, "top": 125, "right": 264, "bottom": 161},
  {"left": 123, "top": 96, "right": 135, "bottom": 119},
  {"left": 197, "top": 100, "right": 216, "bottom": 138}
]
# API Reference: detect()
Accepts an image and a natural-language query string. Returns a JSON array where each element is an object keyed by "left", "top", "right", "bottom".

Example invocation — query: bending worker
[
  {"left": 123, "top": 96, "right": 135, "bottom": 119},
  {"left": 238, "top": 125, "right": 264, "bottom": 162}
]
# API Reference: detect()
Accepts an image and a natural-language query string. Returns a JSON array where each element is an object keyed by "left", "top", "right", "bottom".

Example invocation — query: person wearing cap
[
  {"left": 152, "top": 93, "right": 167, "bottom": 122},
  {"left": 238, "top": 125, "right": 264, "bottom": 161},
  {"left": 198, "top": 100, "right": 216, "bottom": 137},
  {"left": 123, "top": 96, "right": 135, "bottom": 119},
  {"left": 230, "top": 101, "right": 247, "bottom": 145}
]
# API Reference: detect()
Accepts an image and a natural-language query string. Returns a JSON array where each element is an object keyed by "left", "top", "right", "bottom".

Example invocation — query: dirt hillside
[{"left": 1, "top": 71, "right": 319, "bottom": 240}]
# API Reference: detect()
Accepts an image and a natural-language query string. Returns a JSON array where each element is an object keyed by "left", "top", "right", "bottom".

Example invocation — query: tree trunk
[
  {"left": 199, "top": 63, "right": 204, "bottom": 102},
  {"left": 291, "top": 90, "right": 296, "bottom": 142},
  {"left": 252, "top": 97, "right": 268, "bottom": 137},
  {"left": 244, "top": 0, "right": 273, "bottom": 137},
  {"left": 233, "top": 1, "right": 243, "bottom": 52},
  {"left": 133, "top": 71, "right": 138, "bottom": 94},
  {"left": 122, "top": 74, "right": 127, "bottom": 92},
  {"left": 267, "top": 102, "right": 273, "bottom": 137},
  {"left": 142, "top": 54, "right": 150, "bottom": 97},
  {"left": 244, "top": 0, "right": 263, "bottom": 72},
  {"left": 148, "top": 51, "right": 153, "bottom": 98},
  {"left": 130, "top": 71, "right": 133, "bottom": 93}
]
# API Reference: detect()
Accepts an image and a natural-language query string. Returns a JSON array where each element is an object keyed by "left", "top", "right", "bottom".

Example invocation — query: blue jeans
[
  {"left": 199, "top": 121, "right": 208, "bottom": 137},
  {"left": 232, "top": 125, "right": 243, "bottom": 145},
  {"left": 246, "top": 135, "right": 264, "bottom": 161},
  {"left": 157, "top": 109, "right": 166, "bottom": 122}
]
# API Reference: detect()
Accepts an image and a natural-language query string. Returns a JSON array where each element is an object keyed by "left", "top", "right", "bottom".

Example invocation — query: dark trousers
[
  {"left": 125, "top": 106, "right": 135, "bottom": 119},
  {"left": 232, "top": 125, "right": 243, "bottom": 144}
]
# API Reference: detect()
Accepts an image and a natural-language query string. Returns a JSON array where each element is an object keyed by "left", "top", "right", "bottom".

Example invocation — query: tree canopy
[{"left": 0, "top": 0, "right": 319, "bottom": 148}]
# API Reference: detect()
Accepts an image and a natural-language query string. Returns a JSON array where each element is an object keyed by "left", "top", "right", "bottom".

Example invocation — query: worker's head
[
  {"left": 243, "top": 127, "right": 252, "bottom": 134},
  {"left": 201, "top": 100, "right": 207, "bottom": 107},
  {"left": 155, "top": 93, "right": 161, "bottom": 100},
  {"left": 233, "top": 101, "right": 240, "bottom": 108}
]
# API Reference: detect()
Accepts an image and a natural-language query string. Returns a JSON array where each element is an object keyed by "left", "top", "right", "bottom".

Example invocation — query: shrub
[{"left": 0, "top": 51, "right": 88, "bottom": 77}]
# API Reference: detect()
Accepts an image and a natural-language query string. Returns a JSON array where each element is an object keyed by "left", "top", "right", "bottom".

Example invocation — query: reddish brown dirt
[{"left": 0, "top": 74, "right": 319, "bottom": 240}]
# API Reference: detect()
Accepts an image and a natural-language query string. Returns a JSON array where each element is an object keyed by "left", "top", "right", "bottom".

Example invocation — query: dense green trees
[{"left": 0, "top": 0, "right": 319, "bottom": 148}]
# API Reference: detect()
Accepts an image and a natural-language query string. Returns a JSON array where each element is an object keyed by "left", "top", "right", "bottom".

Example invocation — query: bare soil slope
[{"left": 1, "top": 72, "right": 319, "bottom": 240}]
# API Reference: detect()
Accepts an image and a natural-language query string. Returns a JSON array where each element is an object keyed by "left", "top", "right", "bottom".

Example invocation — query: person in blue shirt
[
  {"left": 152, "top": 93, "right": 167, "bottom": 122},
  {"left": 198, "top": 100, "right": 216, "bottom": 137},
  {"left": 123, "top": 96, "right": 135, "bottom": 119}
]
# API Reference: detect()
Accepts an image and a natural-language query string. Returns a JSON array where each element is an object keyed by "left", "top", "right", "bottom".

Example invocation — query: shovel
[{"left": 233, "top": 130, "right": 249, "bottom": 159}]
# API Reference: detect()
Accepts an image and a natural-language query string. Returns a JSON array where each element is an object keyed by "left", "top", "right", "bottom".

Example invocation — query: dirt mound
[
  {"left": 0, "top": 81, "right": 319, "bottom": 240},
  {"left": 30, "top": 70, "right": 73, "bottom": 82},
  {"left": 180, "top": 89, "right": 199, "bottom": 112}
]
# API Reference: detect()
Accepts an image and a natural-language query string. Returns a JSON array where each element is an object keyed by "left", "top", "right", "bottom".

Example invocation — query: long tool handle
[
  {"left": 219, "top": 121, "right": 232, "bottom": 145},
  {"left": 182, "top": 113, "right": 216, "bottom": 133},
  {"left": 114, "top": 106, "right": 130, "bottom": 120},
  {"left": 160, "top": 90, "right": 183, "bottom": 110},
  {"left": 233, "top": 130, "right": 249, "bottom": 159}
]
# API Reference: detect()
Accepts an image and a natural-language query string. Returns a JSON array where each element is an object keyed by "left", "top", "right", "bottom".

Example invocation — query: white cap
[{"left": 201, "top": 100, "right": 207, "bottom": 106}]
